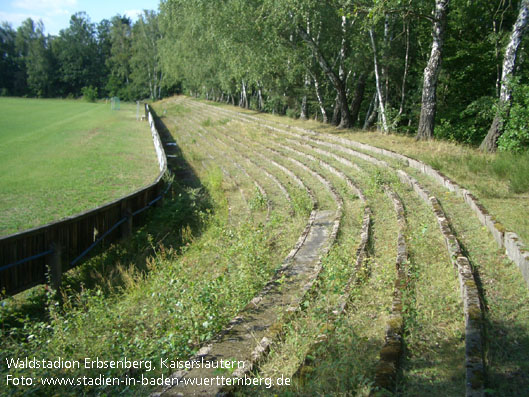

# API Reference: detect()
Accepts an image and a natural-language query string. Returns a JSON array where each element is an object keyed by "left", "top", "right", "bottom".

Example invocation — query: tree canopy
[{"left": 1, "top": 1, "right": 528, "bottom": 151}]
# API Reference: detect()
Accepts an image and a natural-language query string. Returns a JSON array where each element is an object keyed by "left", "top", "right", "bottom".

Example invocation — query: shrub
[
  {"left": 81, "top": 85, "right": 98, "bottom": 103},
  {"left": 434, "top": 96, "right": 495, "bottom": 145},
  {"left": 498, "top": 81, "right": 529, "bottom": 153}
]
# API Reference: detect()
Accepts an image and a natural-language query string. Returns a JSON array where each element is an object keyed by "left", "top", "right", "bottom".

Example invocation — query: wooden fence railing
[{"left": 0, "top": 104, "right": 168, "bottom": 297}]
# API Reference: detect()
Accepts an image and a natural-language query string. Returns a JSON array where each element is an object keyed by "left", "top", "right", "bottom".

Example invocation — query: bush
[
  {"left": 81, "top": 85, "right": 98, "bottom": 102},
  {"left": 434, "top": 96, "right": 496, "bottom": 145},
  {"left": 498, "top": 81, "right": 529, "bottom": 153}
]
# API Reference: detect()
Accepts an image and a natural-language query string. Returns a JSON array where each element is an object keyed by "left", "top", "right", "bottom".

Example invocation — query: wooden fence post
[
  {"left": 155, "top": 182, "right": 164, "bottom": 207},
  {"left": 47, "top": 242, "right": 62, "bottom": 290},
  {"left": 120, "top": 201, "right": 133, "bottom": 239}
]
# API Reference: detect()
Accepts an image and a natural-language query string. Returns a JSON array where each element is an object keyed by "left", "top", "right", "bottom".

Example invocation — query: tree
[
  {"left": 26, "top": 31, "right": 56, "bottom": 97},
  {"left": 416, "top": 0, "right": 450, "bottom": 140},
  {"left": 95, "top": 18, "right": 112, "bottom": 95},
  {"left": 53, "top": 12, "right": 99, "bottom": 96},
  {"left": 131, "top": 11, "right": 164, "bottom": 100},
  {"left": 106, "top": 16, "right": 133, "bottom": 99},
  {"left": 480, "top": 0, "right": 529, "bottom": 152},
  {"left": 295, "top": 7, "right": 353, "bottom": 128},
  {"left": 14, "top": 18, "right": 41, "bottom": 95},
  {"left": 0, "top": 23, "right": 18, "bottom": 95},
  {"left": 369, "top": 28, "right": 389, "bottom": 133}
]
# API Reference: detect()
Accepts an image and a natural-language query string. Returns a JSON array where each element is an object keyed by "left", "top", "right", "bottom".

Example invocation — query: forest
[{"left": 1, "top": 0, "right": 529, "bottom": 152}]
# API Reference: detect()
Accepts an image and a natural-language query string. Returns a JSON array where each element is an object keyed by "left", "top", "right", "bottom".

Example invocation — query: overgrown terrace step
[
  {"left": 182, "top": 99, "right": 486, "bottom": 395},
  {"left": 185, "top": 114, "right": 272, "bottom": 220},
  {"left": 153, "top": 210, "right": 336, "bottom": 396},
  {"left": 373, "top": 187, "right": 408, "bottom": 392},
  {"left": 199, "top": 124, "right": 296, "bottom": 217},
  {"left": 173, "top": 115, "right": 254, "bottom": 220},
  {"left": 197, "top": 100, "right": 529, "bottom": 289}
]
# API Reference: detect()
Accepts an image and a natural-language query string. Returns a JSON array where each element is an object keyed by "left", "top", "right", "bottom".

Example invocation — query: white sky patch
[
  {"left": 11, "top": 0, "right": 76, "bottom": 19},
  {"left": 124, "top": 9, "right": 142, "bottom": 21},
  {"left": 7, "top": 0, "right": 77, "bottom": 34},
  {"left": 1, "top": 0, "right": 158, "bottom": 35},
  {"left": 0, "top": 11, "right": 48, "bottom": 26},
  {"left": 12, "top": 0, "right": 77, "bottom": 11}
]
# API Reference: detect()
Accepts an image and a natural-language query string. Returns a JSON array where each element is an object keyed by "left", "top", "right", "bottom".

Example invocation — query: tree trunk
[
  {"left": 258, "top": 87, "right": 264, "bottom": 111},
  {"left": 350, "top": 72, "right": 366, "bottom": 125},
  {"left": 396, "top": 21, "right": 410, "bottom": 124},
  {"left": 297, "top": 26, "right": 352, "bottom": 128},
  {"left": 240, "top": 80, "right": 249, "bottom": 109},
  {"left": 382, "top": 14, "right": 392, "bottom": 109},
  {"left": 300, "top": 95, "right": 308, "bottom": 119},
  {"left": 364, "top": 93, "right": 378, "bottom": 130},
  {"left": 312, "top": 73, "right": 328, "bottom": 123},
  {"left": 331, "top": 93, "right": 341, "bottom": 125},
  {"left": 493, "top": 19, "right": 502, "bottom": 97},
  {"left": 416, "top": 0, "right": 449, "bottom": 140},
  {"left": 369, "top": 29, "right": 389, "bottom": 133},
  {"left": 300, "top": 74, "right": 309, "bottom": 119},
  {"left": 481, "top": 0, "right": 529, "bottom": 152}
]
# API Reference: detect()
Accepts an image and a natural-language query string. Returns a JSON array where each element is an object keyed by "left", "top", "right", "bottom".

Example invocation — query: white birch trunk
[
  {"left": 396, "top": 21, "right": 410, "bottom": 124},
  {"left": 369, "top": 29, "right": 389, "bottom": 134},
  {"left": 481, "top": 0, "right": 529, "bottom": 151},
  {"left": 416, "top": 0, "right": 449, "bottom": 140},
  {"left": 312, "top": 74, "right": 328, "bottom": 124}
]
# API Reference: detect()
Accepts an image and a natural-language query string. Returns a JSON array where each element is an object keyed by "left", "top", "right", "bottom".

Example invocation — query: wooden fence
[{"left": 0, "top": 104, "right": 168, "bottom": 297}]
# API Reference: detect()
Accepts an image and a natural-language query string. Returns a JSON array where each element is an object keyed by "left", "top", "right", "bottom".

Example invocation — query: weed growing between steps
[
  {"left": 404, "top": 171, "right": 529, "bottom": 396},
  {"left": 233, "top": 160, "right": 396, "bottom": 396},
  {"left": 391, "top": 182, "right": 465, "bottom": 396}
]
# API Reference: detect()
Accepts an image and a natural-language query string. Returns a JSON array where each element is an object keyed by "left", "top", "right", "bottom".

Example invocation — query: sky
[{"left": 0, "top": 0, "right": 160, "bottom": 35}]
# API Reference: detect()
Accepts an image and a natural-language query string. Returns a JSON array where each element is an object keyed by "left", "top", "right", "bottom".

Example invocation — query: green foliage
[
  {"left": 81, "top": 85, "right": 98, "bottom": 102},
  {"left": 498, "top": 82, "right": 529, "bottom": 153},
  {"left": 130, "top": 11, "right": 164, "bottom": 101},
  {"left": 249, "top": 187, "right": 267, "bottom": 211},
  {"left": 53, "top": 12, "right": 100, "bottom": 97},
  {"left": 434, "top": 96, "right": 496, "bottom": 144},
  {"left": 105, "top": 16, "right": 133, "bottom": 99},
  {"left": 2, "top": 0, "right": 528, "bottom": 149}
]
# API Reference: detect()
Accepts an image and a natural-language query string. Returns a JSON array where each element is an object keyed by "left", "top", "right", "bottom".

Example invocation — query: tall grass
[{"left": 491, "top": 151, "right": 529, "bottom": 193}]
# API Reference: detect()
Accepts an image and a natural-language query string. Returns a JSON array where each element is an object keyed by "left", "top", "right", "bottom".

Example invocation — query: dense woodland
[{"left": 1, "top": 0, "right": 529, "bottom": 152}]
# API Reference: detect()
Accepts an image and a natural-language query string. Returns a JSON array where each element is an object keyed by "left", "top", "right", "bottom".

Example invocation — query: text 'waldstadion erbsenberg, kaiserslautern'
[{"left": 5, "top": 356, "right": 245, "bottom": 373}]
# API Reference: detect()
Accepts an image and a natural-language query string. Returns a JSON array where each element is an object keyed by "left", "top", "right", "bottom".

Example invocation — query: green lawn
[{"left": 0, "top": 97, "right": 159, "bottom": 236}]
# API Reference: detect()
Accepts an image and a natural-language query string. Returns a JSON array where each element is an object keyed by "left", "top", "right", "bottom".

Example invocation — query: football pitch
[{"left": 0, "top": 97, "right": 159, "bottom": 236}]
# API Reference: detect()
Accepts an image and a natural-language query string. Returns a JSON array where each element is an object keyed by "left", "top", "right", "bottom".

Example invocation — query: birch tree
[
  {"left": 297, "top": 25, "right": 353, "bottom": 128},
  {"left": 480, "top": 0, "right": 529, "bottom": 152},
  {"left": 416, "top": 0, "right": 449, "bottom": 140},
  {"left": 369, "top": 28, "right": 389, "bottom": 133},
  {"left": 131, "top": 11, "right": 164, "bottom": 100}
]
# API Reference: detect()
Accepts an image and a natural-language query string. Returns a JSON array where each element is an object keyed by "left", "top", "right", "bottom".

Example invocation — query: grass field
[{"left": 0, "top": 97, "right": 159, "bottom": 236}]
